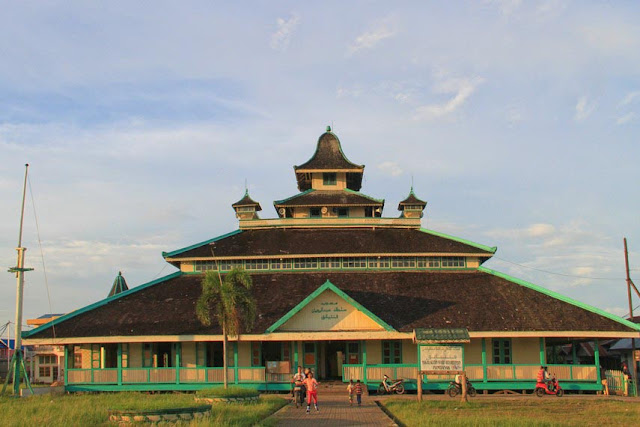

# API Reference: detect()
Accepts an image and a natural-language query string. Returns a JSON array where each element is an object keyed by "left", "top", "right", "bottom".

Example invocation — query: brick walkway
[{"left": 269, "top": 393, "right": 397, "bottom": 426}]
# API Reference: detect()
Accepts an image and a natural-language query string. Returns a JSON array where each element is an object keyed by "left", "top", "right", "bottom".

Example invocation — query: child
[
  {"left": 304, "top": 371, "right": 319, "bottom": 413},
  {"left": 347, "top": 379, "right": 355, "bottom": 406},
  {"left": 355, "top": 379, "right": 363, "bottom": 406}
]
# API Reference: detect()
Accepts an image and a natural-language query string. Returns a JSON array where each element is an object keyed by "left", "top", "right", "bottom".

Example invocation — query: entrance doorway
[{"left": 323, "top": 341, "right": 346, "bottom": 380}]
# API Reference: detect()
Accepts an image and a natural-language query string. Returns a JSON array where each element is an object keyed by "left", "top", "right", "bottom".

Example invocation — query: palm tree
[{"left": 196, "top": 268, "right": 256, "bottom": 388}]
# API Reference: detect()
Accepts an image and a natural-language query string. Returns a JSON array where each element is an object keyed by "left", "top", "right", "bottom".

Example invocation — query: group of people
[{"left": 292, "top": 366, "right": 365, "bottom": 414}]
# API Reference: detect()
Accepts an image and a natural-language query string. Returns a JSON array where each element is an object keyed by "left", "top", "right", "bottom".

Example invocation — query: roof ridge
[
  {"left": 23, "top": 271, "right": 184, "bottom": 339},
  {"left": 419, "top": 228, "right": 497, "bottom": 254},
  {"left": 478, "top": 266, "right": 640, "bottom": 332},
  {"left": 343, "top": 188, "right": 385, "bottom": 204},
  {"left": 273, "top": 189, "right": 316, "bottom": 205}
]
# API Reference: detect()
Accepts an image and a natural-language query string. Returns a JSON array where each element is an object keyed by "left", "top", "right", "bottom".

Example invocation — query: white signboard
[{"left": 420, "top": 345, "right": 463, "bottom": 372}]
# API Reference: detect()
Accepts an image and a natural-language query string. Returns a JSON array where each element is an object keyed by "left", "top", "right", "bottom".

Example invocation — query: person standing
[
  {"left": 304, "top": 371, "right": 319, "bottom": 413},
  {"left": 292, "top": 366, "right": 306, "bottom": 407},
  {"left": 355, "top": 379, "right": 363, "bottom": 406},
  {"left": 347, "top": 379, "right": 355, "bottom": 406}
]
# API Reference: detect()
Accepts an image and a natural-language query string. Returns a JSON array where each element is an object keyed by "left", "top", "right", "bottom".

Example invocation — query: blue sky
[{"left": 1, "top": 1, "right": 639, "bottom": 329}]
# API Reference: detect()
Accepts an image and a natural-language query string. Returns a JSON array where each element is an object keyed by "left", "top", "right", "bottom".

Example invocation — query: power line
[{"left": 492, "top": 256, "right": 627, "bottom": 281}]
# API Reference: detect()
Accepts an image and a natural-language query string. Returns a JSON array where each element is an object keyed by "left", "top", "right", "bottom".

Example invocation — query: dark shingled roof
[
  {"left": 398, "top": 188, "right": 427, "bottom": 210},
  {"left": 166, "top": 228, "right": 495, "bottom": 259},
  {"left": 295, "top": 131, "right": 364, "bottom": 171},
  {"left": 232, "top": 190, "right": 262, "bottom": 212},
  {"left": 274, "top": 189, "right": 384, "bottom": 208},
  {"left": 26, "top": 271, "right": 637, "bottom": 339}
]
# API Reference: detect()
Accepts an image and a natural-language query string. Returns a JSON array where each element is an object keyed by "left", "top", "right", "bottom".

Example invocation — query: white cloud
[
  {"left": 270, "top": 14, "right": 300, "bottom": 51},
  {"left": 347, "top": 23, "right": 396, "bottom": 55},
  {"left": 574, "top": 96, "right": 596, "bottom": 121},
  {"left": 377, "top": 161, "right": 403, "bottom": 177},
  {"left": 616, "top": 112, "right": 636, "bottom": 125},
  {"left": 414, "top": 76, "right": 484, "bottom": 120},
  {"left": 486, "top": 0, "right": 522, "bottom": 16},
  {"left": 618, "top": 91, "right": 640, "bottom": 107}
]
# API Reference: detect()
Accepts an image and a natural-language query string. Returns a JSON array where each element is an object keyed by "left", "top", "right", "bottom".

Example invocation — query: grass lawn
[
  {"left": 0, "top": 392, "right": 287, "bottom": 426},
  {"left": 382, "top": 398, "right": 640, "bottom": 426}
]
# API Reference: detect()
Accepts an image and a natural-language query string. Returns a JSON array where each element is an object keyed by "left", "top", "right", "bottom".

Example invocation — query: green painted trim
[
  {"left": 162, "top": 229, "right": 243, "bottom": 258},
  {"left": 381, "top": 340, "right": 403, "bottom": 364},
  {"left": 362, "top": 340, "right": 367, "bottom": 384},
  {"left": 594, "top": 339, "right": 601, "bottom": 383},
  {"left": 23, "top": 272, "right": 184, "bottom": 338},
  {"left": 117, "top": 344, "right": 123, "bottom": 386},
  {"left": 479, "top": 266, "right": 640, "bottom": 332},
  {"left": 64, "top": 346, "right": 69, "bottom": 385},
  {"left": 419, "top": 228, "right": 497, "bottom": 254},
  {"left": 273, "top": 189, "right": 315, "bottom": 205},
  {"left": 539, "top": 338, "right": 545, "bottom": 365},
  {"left": 265, "top": 280, "right": 395, "bottom": 333},
  {"left": 234, "top": 342, "right": 239, "bottom": 385},
  {"left": 293, "top": 341, "right": 298, "bottom": 370},
  {"left": 490, "top": 338, "right": 512, "bottom": 364}
]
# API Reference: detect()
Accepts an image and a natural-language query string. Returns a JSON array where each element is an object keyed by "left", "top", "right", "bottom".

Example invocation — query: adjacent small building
[{"left": 22, "top": 127, "right": 640, "bottom": 393}]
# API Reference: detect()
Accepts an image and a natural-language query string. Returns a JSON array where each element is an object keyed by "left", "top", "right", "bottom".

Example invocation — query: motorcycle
[
  {"left": 447, "top": 378, "right": 477, "bottom": 397},
  {"left": 377, "top": 374, "right": 405, "bottom": 395},
  {"left": 535, "top": 375, "right": 564, "bottom": 397}
]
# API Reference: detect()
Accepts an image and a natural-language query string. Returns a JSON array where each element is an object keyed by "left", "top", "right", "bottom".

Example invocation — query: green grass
[
  {"left": 0, "top": 392, "right": 287, "bottom": 426},
  {"left": 382, "top": 398, "right": 640, "bottom": 426},
  {"left": 196, "top": 386, "right": 260, "bottom": 398}
]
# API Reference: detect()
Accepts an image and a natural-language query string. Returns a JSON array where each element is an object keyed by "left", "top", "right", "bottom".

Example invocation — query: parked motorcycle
[
  {"left": 377, "top": 374, "right": 405, "bottom": 395},
  {"left": 447, "top": 378, "right": 476, "bottom": 397},
  {"left": 535, "top": 375, "right": 563, "bottom": 397}
]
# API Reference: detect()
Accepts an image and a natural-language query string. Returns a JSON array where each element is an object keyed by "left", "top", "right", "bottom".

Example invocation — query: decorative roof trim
[
  {"left": 478, "top": 266, "right": 640, "bottom": 332},
  {"left": 170, "top": 252, "right": 492, "bottom": 261},
  {"left": 22, "top": 272, "right": 184, "bottom": 339},
  {"left": 265, "top": 280, "right": 395, "bottom": 333},
  {"left": 272, "top": 189, "right": 315, "bottom": 205},
  {"left": 162, "top": 229, "right": 243, "bottom": 258},
  {"left": 419, "top": 228, "right": 497, "bottom": 254}
]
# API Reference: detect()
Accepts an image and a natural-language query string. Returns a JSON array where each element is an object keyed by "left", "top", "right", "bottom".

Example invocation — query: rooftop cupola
[
  {"left": 108, "top": 271, "right": 129, "bottom": 297},
  {"left": 294, "top": 127, "right": 364, "bottom": 192},
  {"left": 232, "top": 189, "right": 262, "bottom": 220},
  {"left": 398, "top": 187, "right": 427, "bottom": 219}
]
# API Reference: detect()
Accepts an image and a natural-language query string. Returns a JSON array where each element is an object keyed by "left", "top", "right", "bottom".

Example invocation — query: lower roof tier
[{"left": 25, "top": 269, "right": 639, "bottom": 340}]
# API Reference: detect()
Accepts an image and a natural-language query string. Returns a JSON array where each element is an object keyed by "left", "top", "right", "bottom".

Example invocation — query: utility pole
[
  {"left": 624, "top": 238, "right": 637, "bottom": 395},
  {"left": 2, "top": 165, "right": 34, "bottom": 396}
]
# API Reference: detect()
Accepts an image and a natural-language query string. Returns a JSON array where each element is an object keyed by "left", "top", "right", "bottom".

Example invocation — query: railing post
[
  {"left": 175, "top": 343, "right": 181, "bottom": 385},
  {"left": 594, "top": 338, "right": 600, "bottom": 384},
  {"left": 481, "top": 339, "right": 487, "bottom": 383},
  {"left": 362, "top": 340, "right": 367, "bottom": 385},
  {"left": 234, "top": 341, "right": 239, "bottom": 385},
  {"left": 117, "top": 343, "right": 122, "bottom": 386}
]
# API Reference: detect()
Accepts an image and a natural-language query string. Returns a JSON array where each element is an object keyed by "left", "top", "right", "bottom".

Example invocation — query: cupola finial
[{"left": 326, "top": 125, "right": 331, "bottom": 132}]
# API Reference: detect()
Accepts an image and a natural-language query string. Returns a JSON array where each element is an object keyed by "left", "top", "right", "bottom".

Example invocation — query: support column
[
  {"left": 234, "top": 342, "right": 239, "bottom": 385},
  {"left": 594, "top": 339, "right": 601, "bottom": 383},
  {"left": 481, "top": 339, "right": 487, "bottom": 383},
  {"left": 64, "top": 346, "right": 69, "bottom": 386},
  {"left": 175, "top": 343, "right": 181, "bottom": 385},
  {"left": 117, "top": 344, "right": 122, "bottom": 386},
  {"left": 539, "top": 338, "right": 545, "bottom": 365},
  {"left": 293, "top": 341, "right": 298, "bottom": 371},
  {"left": 362, "top": 340, "right": 367, "bottom": 385},
  {"left": 572, "top": 340, "right": 578, "bottom": 365}
]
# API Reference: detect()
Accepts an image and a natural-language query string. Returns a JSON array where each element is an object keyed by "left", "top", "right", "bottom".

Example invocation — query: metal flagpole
[{"left": 2, "top": 164, "right": 34, "bottom": 396}]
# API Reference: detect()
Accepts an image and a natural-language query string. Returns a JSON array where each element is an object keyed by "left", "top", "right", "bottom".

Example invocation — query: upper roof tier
[
  {"left": 274, "top": 189, "right": 384, "bottom": 209},
  {"left": 294, "top": 127, "right": 364, "bottom": 191}
]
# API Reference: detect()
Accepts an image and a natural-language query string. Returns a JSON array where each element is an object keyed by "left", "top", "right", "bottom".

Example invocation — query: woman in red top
[{"left": 304, "top": 371, "right": 319, "bottom": 413}]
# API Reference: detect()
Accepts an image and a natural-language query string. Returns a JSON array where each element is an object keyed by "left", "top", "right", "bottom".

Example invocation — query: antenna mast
[{"left": 2, "top": 164, "right": 34, "bottom": 396}]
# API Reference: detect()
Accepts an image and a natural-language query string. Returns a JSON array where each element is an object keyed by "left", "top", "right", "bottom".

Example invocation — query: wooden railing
[{"left": 67, "top": 366, "right": 265, "bottom": 385}]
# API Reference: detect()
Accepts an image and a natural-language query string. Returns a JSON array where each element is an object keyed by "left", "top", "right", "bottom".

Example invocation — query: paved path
[{"left": 269, "top": 393, "right": 396, "bottom": 426}]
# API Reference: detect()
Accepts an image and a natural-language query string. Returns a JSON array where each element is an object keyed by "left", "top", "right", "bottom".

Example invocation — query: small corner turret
[
  {"left": 108, "top": 271, "right": 129, "bottom": 297},
  {"left": 232, "top": 189, "right": 262, "bottom": 220},
  {"left": 398, "top": 187, "right": 427, "bottom": 219}
]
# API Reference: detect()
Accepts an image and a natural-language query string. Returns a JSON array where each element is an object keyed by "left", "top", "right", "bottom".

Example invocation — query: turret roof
[
  {"left": 398, "top": 187, "right": 427, "bottom": 210},
  {"left": 108, "top": 271, "right": 129, "bottom": 298},
  {"left": 232, "top": 190, "right": 262, "bottom": 211}
]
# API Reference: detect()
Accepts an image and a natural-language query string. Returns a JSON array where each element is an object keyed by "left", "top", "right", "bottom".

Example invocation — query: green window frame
[
  {"left": 323, "top": 172, "right": 337, "bottom": 185},
  {"left": 491, "top": 339, "right": 512, "bottom": 364},
  {"left": 382, "top": 341, "right": 402, "bottom": 364}
]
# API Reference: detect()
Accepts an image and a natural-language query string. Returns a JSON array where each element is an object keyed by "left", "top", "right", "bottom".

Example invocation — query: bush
[{"left": 196, "top": 386, "right": 259, "bottom": 398}]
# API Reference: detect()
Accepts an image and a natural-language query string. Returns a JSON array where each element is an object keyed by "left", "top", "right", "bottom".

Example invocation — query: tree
[{"left": 196, "top": 268, "right": 256, "bottom": 388}]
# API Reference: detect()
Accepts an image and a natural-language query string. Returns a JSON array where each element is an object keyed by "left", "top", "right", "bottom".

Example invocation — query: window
[
  {"left": 492, "top": 339, "right": 511, "bottom": 364},
  {"left": 71, "top": 345, "right": 82, "bottom": 369},
  {"left": 337, "top": 208, "right": 349, "bottom": 217},
  {"left": 343, "top": 257, "right": 367, "bottom": 269},
  {"left": 319, "top": 257, "right": 341, "bottom": 269},
  {"left": 39, "top": 366, "right": 51, "bottom": 377},
  {"left": 245, "top": 259, "right": 269, "bottom": 270},
  {"left": 39, "top": 355, "right": 55, "bottom": 364},
  {"left": 382, "top": 341, "right": 402, "bottom": 364},
  {"left": 347, "top": 342, "right": 361, "bottom": 364},
  {"left": 310, "top": 207, "right": 321, "bottom": 217},
  {"left": 237, "top": 206, "right": 254, "bottom": 212},
  {"left": 271, "top": 259, "right": 292, "bottom": 270},
  {"left": 194, "top": 261, "right": 217, "bottom": 272},
  {"left": 293, "top": 258, "right": 317, "bottom": 269},
  {"left": 218, "top": 260, "right": 243, "bottom": 271},
  {"left": 391, "top": 257, "right": 416, "bottom": 268},
  {"left": 428, "top": 258, "right": 440, "bottom": 268},
  {"left": 441, "top": 257, "right": 465, "bottom": 268},
  {"left": 323, "top": 172, "right": 337, "bottom": 185}
]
